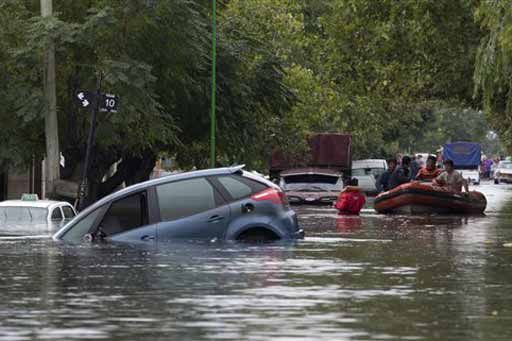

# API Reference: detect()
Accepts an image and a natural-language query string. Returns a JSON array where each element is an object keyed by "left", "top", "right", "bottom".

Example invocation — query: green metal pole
[{"left": 209, "top": 0, "right": 217, "bottom": 168}]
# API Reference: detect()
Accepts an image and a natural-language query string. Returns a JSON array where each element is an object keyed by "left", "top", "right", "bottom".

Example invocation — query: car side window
[
  {"left": 51, "top": 208, "right": 63, "bottom": 220},
  {"left": 99, "top": 192, "right": 148, "bottom": 236},
  {"left": 62, "top": 205, "right": 76, "bottom": 218},
  {"left": 156, "top": 178, "right": 217, "bottom": 222},
  {"left": 217, "top": 175, "right": 268, "bottom": 201},
  {"left": 61, "top": 207, "right": 105, "bottom": 242}
]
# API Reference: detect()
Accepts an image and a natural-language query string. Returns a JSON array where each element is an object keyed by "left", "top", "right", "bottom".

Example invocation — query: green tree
[{"left": 474, "top": 0, "right": 512, "bottom": 152}]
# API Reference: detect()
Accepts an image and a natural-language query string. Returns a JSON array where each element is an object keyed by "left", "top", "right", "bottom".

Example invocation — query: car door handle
[
  {"left": 141, "top": 235, "right": 155, "bottom": 241},
  {"left": 207, "top": 215, "right": 225, "bottom": 223}
]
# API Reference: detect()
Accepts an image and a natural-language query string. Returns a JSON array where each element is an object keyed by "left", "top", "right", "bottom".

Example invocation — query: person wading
[
  {"left": 377, "top": 158, "right": 397, "bottom": 193},
  {"left": 334, "top": 178, "right": 366, "bottom": 215}
]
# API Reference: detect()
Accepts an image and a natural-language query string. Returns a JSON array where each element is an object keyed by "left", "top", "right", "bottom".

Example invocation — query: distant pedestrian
[
  {"left": 436, "top": 151, "right": 443, "bottom": 168},
  {"left": 482, "top": 157, "right": 493, "bottom": 179}
]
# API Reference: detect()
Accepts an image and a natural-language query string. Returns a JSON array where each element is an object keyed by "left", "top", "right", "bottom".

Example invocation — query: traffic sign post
[{"left": 75, "top": 74, "right": 120, "bottom": 211}]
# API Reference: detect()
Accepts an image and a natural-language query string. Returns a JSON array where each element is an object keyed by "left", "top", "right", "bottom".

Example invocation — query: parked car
[
  {"left": 0, "top": 195, "right": 76, "bottom": 236},
  {"left": 351, "top": 159, "right": 387, "bottom": 195},
  {"left": 54, "top": 166, "right": 303, "bottom": 243},
  {"left": 279, "top": 168, "right": 343, "bottom": 205},
  {"left": 494, "top": 161, "right": 512, "bottom": 184}
]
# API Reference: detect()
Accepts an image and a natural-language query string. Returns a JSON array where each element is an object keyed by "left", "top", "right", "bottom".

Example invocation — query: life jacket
[
  {"left": 416, "top": 167, "right": 443, "bottom": 181},
  {"left": 335, "top": 186, "right": 366, "bottom": 215}
]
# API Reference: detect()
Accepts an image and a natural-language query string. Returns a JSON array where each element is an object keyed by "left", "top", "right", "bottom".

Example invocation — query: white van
[{"left": 352, "top": 159, "right": 388, "bottom": 195}]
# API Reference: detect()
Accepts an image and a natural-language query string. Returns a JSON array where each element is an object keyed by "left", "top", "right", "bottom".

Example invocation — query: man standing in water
[
  {"left": 377, "top": 158, "right": 397, "bottom": 192},
  {"left": 389, "top": 155, "right": 412, "bottom": 189},
  {"left": 433, "top": 159, "right": 469, "bottom": 193},
  {"left": 334, "top": 178, "right": 366, "bottom": 215}
]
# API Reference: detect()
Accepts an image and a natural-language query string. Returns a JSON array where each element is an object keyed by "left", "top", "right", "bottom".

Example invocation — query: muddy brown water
[{"left": 1, "top": 182, "right": 512, "bottom": 340}]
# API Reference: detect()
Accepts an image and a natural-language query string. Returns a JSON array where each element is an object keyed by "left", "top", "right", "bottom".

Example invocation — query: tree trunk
[{"left": 41, "top": 0, "right": 60, "bottom": 197}]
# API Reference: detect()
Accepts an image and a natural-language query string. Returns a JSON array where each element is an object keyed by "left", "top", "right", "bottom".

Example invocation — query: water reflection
[{"left": 0, "top": 183, "right": 512, "bottom": 339}]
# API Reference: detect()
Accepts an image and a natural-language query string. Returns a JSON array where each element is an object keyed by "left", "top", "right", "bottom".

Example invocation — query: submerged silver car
[{"left": 54, "top": 166, "right": 303, "bottom": 243}]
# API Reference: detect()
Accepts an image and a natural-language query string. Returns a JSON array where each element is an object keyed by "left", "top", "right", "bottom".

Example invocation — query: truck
[
  {"left": 442, "top": 142, "right": 481, "bottom": 185},
  {"left": 270, "top": 133, "right": 352, "bottom": 205}
]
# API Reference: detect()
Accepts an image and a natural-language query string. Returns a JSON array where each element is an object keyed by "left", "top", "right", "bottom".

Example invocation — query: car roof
[
  {"left": 0, "top": 200, "right": 67, "bottom": 209},
  {"left": 281, "top": 167, "right": 341, "bottom": 177},
  {"left": 72, "top": 165, "right": 247, "bottom": 217}
]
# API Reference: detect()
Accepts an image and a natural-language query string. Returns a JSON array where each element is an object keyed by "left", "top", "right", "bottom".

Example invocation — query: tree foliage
[
  {"left": 0, "top": 0, "right": 506, "bottom": 205},
  {"left": 474, "top": 0, "right": 512, "bottom": 152}
]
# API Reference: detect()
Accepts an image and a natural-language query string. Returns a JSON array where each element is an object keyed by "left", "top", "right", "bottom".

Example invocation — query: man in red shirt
[
  {"left": 334, "top": 178, "right": 366, "bottom": 215},
  {"left": 415, "top": 155, "right": 443, "bottom": 181}
]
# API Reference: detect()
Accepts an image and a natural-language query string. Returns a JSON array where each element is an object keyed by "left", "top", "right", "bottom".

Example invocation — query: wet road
[{"left": 1, "top": 182, "right": 512, "bottom": 340}]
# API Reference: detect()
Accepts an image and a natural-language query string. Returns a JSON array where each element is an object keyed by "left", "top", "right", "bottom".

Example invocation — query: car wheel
[
  {"left": 495, "top": 179, "right": 500, "bottom": 184},
  {"left": 237, "top": 228, "right": 280, "bottom": 243}
]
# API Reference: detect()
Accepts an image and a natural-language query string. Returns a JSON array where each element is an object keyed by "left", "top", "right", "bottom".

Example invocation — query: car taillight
[{"left": 252, "top": 188, "right": 289, "bottom": 206}]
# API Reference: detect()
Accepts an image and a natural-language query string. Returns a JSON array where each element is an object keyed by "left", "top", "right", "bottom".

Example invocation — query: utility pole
[
  {"left": 209, "top": 0, "right": 217, "bottom": 168},
  {"left": 41, "top": 0, "right": 60, "bottom": 197},
  {"left": 76, "top": 72, "right": 102, "bottom": 211}
]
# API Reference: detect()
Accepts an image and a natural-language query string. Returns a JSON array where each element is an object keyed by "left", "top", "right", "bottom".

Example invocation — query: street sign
[
  {"left": 100, "top": 93, "right": 119, "bottom": 113},
  {"left": 76, "top": 91, "right": 94, "bottom": 108}
]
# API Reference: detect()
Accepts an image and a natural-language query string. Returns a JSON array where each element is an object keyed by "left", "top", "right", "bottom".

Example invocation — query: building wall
[
  {"left": 6, "top": 171, "right": 30, "bottom": 200},
  {"left": 4, "top": 160, "right": 43, "bottom": 201}
]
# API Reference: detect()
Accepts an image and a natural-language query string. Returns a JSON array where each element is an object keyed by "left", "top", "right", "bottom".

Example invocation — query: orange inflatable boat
[{"left": 374, "top": 182, "right": 487, "bottom": 214}]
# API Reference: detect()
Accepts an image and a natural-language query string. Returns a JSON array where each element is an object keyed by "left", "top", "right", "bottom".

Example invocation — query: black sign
[
  {"left": 76, "top": 91, "right": 94, "bottom": 109},
  {"left": 76, "top": 91, "right": 119, "bottom": 113},
  {"left": 100, "top": 94, "right": 119, "bottom": 113}
]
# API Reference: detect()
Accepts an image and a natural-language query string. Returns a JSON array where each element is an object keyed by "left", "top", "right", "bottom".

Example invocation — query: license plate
[{"left": 305, "top": 197, "right": 316, "bottom": 202}]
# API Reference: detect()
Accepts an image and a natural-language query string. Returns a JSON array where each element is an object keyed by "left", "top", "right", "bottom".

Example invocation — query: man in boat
[
  {"left": 377, "top": 158, "right": 397, "bottom": 192},
  {"left": 415, "top": 155, "right": 443, "bottom": 181},
  {"left": 388, "top": 155, "right": 411, "bottom": 189},
  {"left": 433, "top": 159, "right": 469, "bottom": 193},
  {"left": 410, "top": 155, "right": 420, "bottom": 180},
  {"left": 334, "top": 178, "right": 366, "bottom": 215}
]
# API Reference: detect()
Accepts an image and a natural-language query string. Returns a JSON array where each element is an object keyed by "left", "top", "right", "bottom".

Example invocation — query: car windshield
[
  {"left": 0, "top": 207, "right": 48, "bottom": 223},
  {"left": 500, "top": 163, "right": 512, "bottom": 169},
  {"left": 282, "top": 174, "right": 340, "bottom": 192},
  {"left": 352, "top": 167, "right": 386, "bottom": 177}
]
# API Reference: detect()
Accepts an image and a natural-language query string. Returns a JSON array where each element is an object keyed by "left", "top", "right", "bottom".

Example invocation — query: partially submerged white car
[
  {"left": 494, "top": 161, "right": 512, "bottom": 184},
  {"left": 351, "top": 159, "right": 387, "bottom": 195},
  {"left": 0, "top": 195, "right": 77, "bottom": 236}
]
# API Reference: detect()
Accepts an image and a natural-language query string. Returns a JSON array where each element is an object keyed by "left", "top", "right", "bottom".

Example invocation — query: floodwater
[{"left": 1, "top": 182, "right": 512, "bottom": 340}]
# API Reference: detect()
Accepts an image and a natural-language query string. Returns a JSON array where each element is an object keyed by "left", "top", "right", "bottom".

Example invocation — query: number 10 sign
[{"left": 100, "top": 93, "right": 119, "bottom": 113}]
